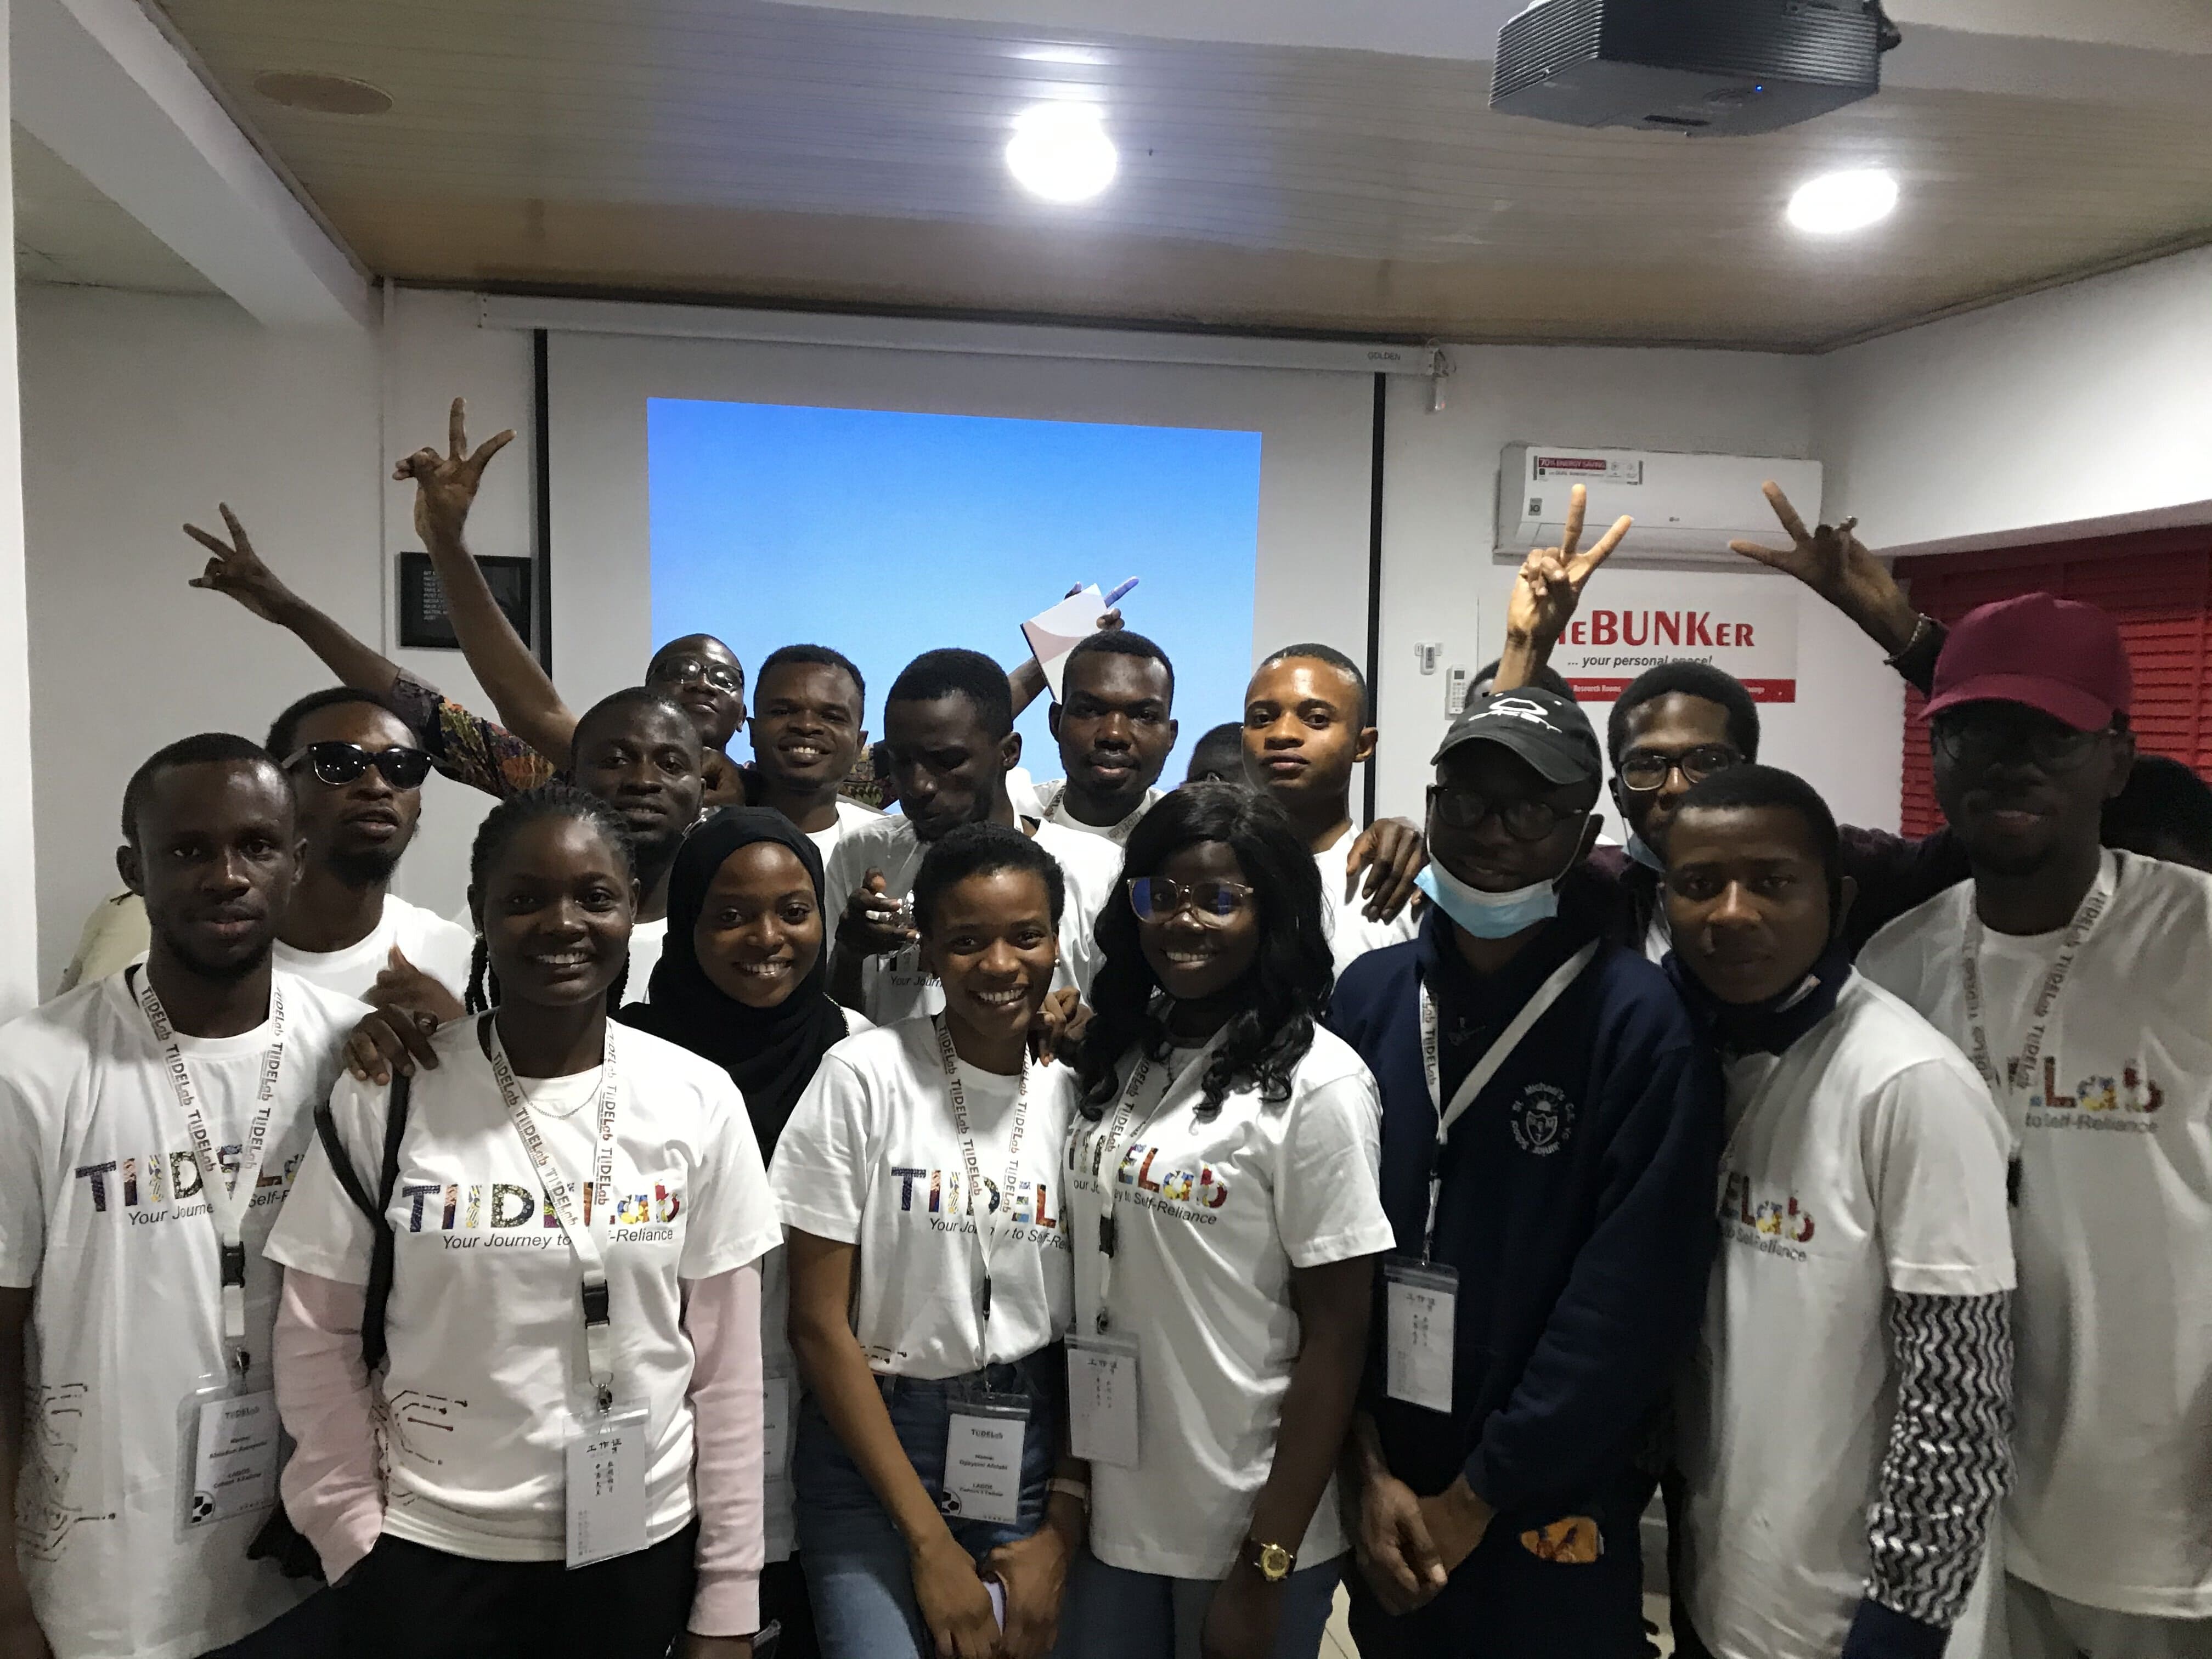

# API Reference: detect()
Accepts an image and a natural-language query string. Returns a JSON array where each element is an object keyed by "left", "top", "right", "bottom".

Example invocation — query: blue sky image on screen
[{"left": 648, "top": 399, "right": 1262, "bottom": 794}]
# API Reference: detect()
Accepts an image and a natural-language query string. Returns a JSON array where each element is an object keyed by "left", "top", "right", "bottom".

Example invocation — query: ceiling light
[
  {"left": 253, "top": 71, "right": 393, "bottom": 116},
  {"left": 1006, "top": 104, "right": 1118, "bottom": 204},
  {"left": 1015, "top": 44, "right": 1112, "bottom": 66},
  {"left": 1786, "top": 168, "right": 1898, "bottom": 234}
]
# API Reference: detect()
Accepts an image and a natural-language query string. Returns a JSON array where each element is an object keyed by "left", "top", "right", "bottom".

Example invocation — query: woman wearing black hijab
[{"left": 622, "top": 806, "right": 862, "bottom": 1659}]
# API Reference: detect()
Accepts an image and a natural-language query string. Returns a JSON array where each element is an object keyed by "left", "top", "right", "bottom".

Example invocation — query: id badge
[
  {"left": 174, "top": 1379, "right": 280, "bottom": 1538},
  {"left": 870, "top": 947, "right": 943, "bottom": 1024},
  {"left": 566, "top": 1400, "right": 650, "bottom": 1568},
  {"left": 941, "top": 1393, "right": 1028, "bottom": 1525},
  {"left": 1065, "top": 1334, "right": 1141, "bottom": 1469},
  {"left": 1384, "top": 1259, "right": 1458, "bottom": 1414}
]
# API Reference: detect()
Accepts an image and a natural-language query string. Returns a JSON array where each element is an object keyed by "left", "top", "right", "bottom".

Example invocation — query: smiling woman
[{"left": 264, "top": 782, "right": 783, "bottom": 1655}]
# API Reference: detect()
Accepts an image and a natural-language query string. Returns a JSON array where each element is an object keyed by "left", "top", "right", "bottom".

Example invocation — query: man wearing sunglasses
[
  {"left": 1858, "top": 595, "right": 2212, "bottom": 1659},
  {"left": 1328, "top": 687, "right": 1721, "bottom": 1659},
  {"left": 1489, "top": 483, "right": 1969, "bottom": 962},
  {"left": 262, "top": 689, "right": 476, "bottom": 1004}
]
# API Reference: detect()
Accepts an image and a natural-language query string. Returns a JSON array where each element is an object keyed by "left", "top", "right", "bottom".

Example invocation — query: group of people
[{"left": 0, "top": 404, "right": 2204, "bottom": 1659}]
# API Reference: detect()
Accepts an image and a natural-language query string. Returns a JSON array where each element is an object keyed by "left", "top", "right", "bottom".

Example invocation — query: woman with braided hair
[{"left": 267, "top": 785, "right": 781, "bottom": 1657}]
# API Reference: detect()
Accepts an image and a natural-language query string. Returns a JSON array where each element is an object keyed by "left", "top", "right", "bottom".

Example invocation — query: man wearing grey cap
[{"left": 1328, "top": 687, "right": 1723, "bottom": 1658}]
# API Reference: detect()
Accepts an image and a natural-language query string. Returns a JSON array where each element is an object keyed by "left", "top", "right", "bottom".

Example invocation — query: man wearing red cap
[{"left": 1859, "top": 592, "right": 2212, "bottom": 1659}]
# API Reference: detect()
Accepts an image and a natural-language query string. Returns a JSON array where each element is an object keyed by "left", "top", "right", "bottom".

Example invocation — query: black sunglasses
[{"left": 283, "top": 741, "right": 435, "bottom": 791}]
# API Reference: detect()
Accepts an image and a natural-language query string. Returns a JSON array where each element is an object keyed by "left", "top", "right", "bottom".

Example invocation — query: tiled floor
[{"left": 1319, "top": 1587, "right": 1678, "bottom": 1657}]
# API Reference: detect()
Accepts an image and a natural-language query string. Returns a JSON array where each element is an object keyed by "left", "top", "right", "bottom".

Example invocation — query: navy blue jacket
[{"left": 1327, "top": 880, "right": 1722, "bottom": 1525}]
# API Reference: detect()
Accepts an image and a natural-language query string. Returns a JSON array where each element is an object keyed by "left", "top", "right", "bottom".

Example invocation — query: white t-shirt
[
  {"left": 0, "top": 970, "right": 364, "bottom": 1659},
  {"left": 822, "top": 813, "right": 1124, "bottom": 1027},
  {"left": 806, "top": 797, "right": 885, "bottom": 869},
  {"left": 627, "top": 916, "right": 669, "bottom": 1003},
  {"left": 1313, "top": 827, "right": 1419, "bottom": 977},
  {"left": 1029, "top": 777, "right": 1162, "bottom": 847},
  {"left": 271, "top": 894, "right": 476, "bottom": 1003},
  {"left": 264, "top": 1018, "right": 780, "bottom": 1562},
  {"left": 1678, "top": 972, "right": 2016, "bottom": 1659},
  {"left": 1859, "top": 850, "right": 2212, "bottom": 1618},
  {"left": 1067, "top": 1025, "right": 1394, "bottom": 1578},
  {"left": 769, "top": 1020, "right": 1078, "bottom": 1380}
]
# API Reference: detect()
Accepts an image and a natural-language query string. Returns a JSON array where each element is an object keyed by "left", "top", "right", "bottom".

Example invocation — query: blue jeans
[
  {"left": 1059, "top": 1548, "right": 1343, "bottom": 1659},
  {"left": 796, "top": 1353, "right": 1060, "bottom": 1658}
]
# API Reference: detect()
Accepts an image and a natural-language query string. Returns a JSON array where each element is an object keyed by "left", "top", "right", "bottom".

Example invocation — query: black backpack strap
[
  {"left": 312, "top": 1103, "right": 380, "bottom": 1228},
  {"left": 358, "top": 1069, "right": 411, "bottom": 1376}
]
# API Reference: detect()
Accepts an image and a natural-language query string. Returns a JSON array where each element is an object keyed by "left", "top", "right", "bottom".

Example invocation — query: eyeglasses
[
  {"left": 1127, "top": 876, "right": 1255, "bottom": 924},
  {"left": 652, "top": 654, "right": 743, "bottom": 695},
  {"left": 283, "top": 741, "right": 435, "bottom": 791},
  {"left": 1427, "top": 786, "right": 1578, "bottom": 843},
  {"left": 1931, "top": 711, "right": 2104, "bottom": 773},
  {"left": 1617, "top": 744, "right": 1741, "bottom": 794}
]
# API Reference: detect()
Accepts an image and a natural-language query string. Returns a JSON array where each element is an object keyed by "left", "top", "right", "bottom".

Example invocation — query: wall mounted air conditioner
[{"left": 1496, "top": 444, "right": 1822, "bottom": 568}]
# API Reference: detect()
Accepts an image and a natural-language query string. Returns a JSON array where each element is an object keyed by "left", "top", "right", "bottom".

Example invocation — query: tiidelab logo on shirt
[
  {"left": 1069, "top": 1138, "right": 1232, "bottom": 1227},
  {"left": 2011, "top": 1052, "right": 2165, "bottom": 1135},
  {"left": 1718, "top": 1172, "right": 1815, "bottom": 1262},
  {"left": 887, "top": 1164, "right": 1068, "bottom": 1248},
  {"left": 71, "top": 1146, "right": 304, "bottom": 1224},
  {"left": 396, "top": 1176, "right": 686, "bottom": 1248}
]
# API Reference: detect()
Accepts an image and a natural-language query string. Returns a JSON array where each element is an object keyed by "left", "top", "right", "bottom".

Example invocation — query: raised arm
[
  {"left": 1007, "top": 588, "right": 1126, "bottom": 719},
  {"left": 185, "top": 505, "right": 401, "bottom": 697},
  {"left": 1491, "top": 483, "right": 1633, "bottom": 694},
  {"left": 393, "top": 399, "right": 580, "bottom": 769}
]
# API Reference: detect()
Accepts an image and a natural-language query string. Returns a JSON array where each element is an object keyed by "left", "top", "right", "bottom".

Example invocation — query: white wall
[
  {"left": 1374, "top": 346, "right": 1909, "bottom": 843},
  {"left": 1819, "top": 243, "right": 2212, "bottom": 554},
  {"left": 20, "top": 284, "right": 2016, "bottom": 992},
  {"left": 0, "top": 0, "right": 37, "bottom": 1015},
  {"left": 18, "top": 285, "right": 529, "bottom": 992}
]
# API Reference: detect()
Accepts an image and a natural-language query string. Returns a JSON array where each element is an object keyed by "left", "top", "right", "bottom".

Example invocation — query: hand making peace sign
[{"left": 393, "top": 396, "right": 515, "bottom": 552}]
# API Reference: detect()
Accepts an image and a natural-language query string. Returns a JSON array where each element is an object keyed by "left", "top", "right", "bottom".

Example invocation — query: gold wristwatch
[{"left": 1246, "top": 1538, "right": 1296, "bottom": 1583}]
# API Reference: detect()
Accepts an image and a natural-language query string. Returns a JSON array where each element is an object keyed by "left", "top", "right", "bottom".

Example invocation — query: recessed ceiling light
[
  {"left": 1787, "top": 167, "right": 1898, "bottom": 234},
  {"left": 253, "top": 71, "right": 393, "bottom": 116},
  {"left": 1006, "top": 103, "right": 1118, "bottom": 204},
  {"left": 1015, "top": 44, "right": 1113, "bottom": 66}
]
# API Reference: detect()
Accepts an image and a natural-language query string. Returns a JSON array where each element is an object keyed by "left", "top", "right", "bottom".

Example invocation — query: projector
[{"left": 1491, "top": 0, "right": 1894, "bottom": 137}]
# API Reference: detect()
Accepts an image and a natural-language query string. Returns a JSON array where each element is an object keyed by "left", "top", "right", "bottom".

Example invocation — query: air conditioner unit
[{"left": 1496, "top": 444, "right": 1822, "bottom": 568}]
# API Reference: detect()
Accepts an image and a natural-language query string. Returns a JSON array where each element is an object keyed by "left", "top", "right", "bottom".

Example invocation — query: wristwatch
[{"left": 1245, "top": 1538, "right": 1296, "bottom": 1583}]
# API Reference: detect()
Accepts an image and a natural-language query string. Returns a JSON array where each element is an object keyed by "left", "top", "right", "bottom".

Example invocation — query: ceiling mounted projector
[{"left": 1492, "top": 0, "right": 1897, "bottom": 137}]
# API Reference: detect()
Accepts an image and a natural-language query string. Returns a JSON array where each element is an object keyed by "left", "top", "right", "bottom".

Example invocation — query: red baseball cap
[{"left": 1923, "top": 592, "right": 2132, "bottom": 732}]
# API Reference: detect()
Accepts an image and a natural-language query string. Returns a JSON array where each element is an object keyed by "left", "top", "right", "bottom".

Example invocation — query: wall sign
[
  {"left": 397, "top": 551, "right": 535, "bottom": 652},
  {"left": 1548, "top": 572, "right": 1798, "bottom": 703}
]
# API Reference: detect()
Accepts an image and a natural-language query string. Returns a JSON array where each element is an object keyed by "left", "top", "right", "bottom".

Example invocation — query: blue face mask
[
  {"left": 1417, "top": 857, "right": 1565, "bottom": 940},
  {"left": 1625, "top": 831, "right": 1666, "bottom": 873}
]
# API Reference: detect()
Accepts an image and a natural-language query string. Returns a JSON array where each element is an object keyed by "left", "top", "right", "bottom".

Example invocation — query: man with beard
[
  {"left": 262, "top": 689, "right": 472, "bottom": 1001},
  {"left": 825, "top": 647, "right": 1122, "bottom": 1025},
  {"left": 0, "top": 736, "right": 364, "bottom": 1659},
  {"left": 1859, "top": 595, "right": 2212, "bottom": 1659}
]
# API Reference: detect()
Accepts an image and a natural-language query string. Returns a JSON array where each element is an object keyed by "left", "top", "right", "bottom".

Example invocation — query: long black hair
[
  {"left": 1077, "top": 783, "right": 1332, "bottom": 1119},
  {"left": 464, "top": 785, "right": 637, "bottom": 1014}
]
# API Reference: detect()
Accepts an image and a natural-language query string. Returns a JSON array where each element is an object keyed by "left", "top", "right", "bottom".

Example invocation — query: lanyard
[
  {"left": 485, "top": 1016, "right": 623, "bottom": 1413},
  {"left": 1960, "top": 860, "right": 2112, "bottom": 1117},
  {"left": 932, "top": 1018, "right": 1030, "bottom": 1370},
  {"left": 1416, "top": 941, "right": 1598, "bottom": 1260},
  {"left": 1080, "top": 1026, "right": 1231, "bottom": 1334},
  {"left": 135, "top": 970, "right": 287, "bottom": 1380}
]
